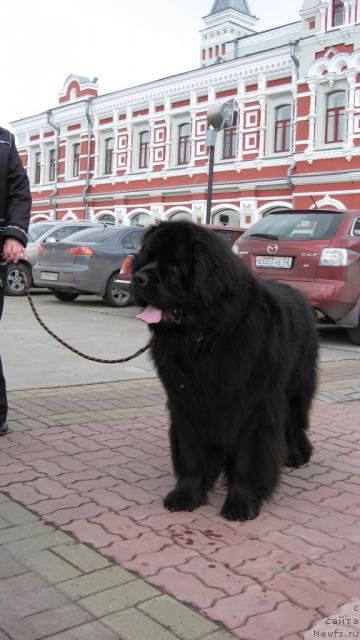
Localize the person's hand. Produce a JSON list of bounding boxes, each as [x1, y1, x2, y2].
[[2, 238, 27, 264]]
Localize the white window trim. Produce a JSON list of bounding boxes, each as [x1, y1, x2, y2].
[[99, 130, 115, 176], [315, 81, 348, 150], [30, 146, 41, 186], [265, 93, 293, 158], [132, 122, 151, 173], [45, 144, 56, 184], [66, 136, 81, 181], [170, 114, 191, 168]]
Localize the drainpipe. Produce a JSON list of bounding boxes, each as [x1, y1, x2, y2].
[[287, 40, 300, 208], [83, 97, 94, 220], [46, 109, 60, 220]]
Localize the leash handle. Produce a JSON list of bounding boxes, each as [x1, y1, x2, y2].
[[19, 267, 150, 364]]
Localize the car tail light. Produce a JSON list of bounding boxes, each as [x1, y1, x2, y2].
[[36, 245, 46, 255], [120, 255, 133, 279], [319, 248, 359, 267], [66, 246, 95, 256]]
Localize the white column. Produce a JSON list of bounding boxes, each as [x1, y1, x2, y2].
[[151, 204, 164, 223], [192, 201, 206, 224], [257, 76, 266, 159], [26, 134, 32, 182], [112, 112, 117, 177], [149, 119, 155, 171], [306, 82, 317, 153], [346, 74, 356, 149], [93, 117, 99, 178], [148, 101, 155, 172], [291, 60, 298, 155], [319, 2, 329, 32], [349, 0, 357, 23], [125, 107, 133, 174], [343, 0, 352, 24], [236, 79, 245, 162], [40, 136, 45, 185], [190, 110, 197, 166], [208, 85, 216, 104], [164, 118, 172, 170], [114, 206, 126, 225]]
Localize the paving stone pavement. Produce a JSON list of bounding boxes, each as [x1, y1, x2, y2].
[[0, 362, 359, 640]]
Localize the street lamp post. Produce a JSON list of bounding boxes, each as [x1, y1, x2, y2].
[[205, 99, 238, 225], [205, 128, 217, 225]]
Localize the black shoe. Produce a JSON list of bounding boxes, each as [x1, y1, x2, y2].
[[0, 422, 8, 436]]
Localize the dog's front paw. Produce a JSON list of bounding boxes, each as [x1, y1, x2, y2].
[[221, 498, 260, 522], [285, 450, 308, 468], [164, 489, 202, 512]]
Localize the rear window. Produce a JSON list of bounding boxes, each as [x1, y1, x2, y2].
[[62, 227, 124, 244], [28, 224, 55, 242], [243, 212, 344, 241], [211, 229, 233, 244]]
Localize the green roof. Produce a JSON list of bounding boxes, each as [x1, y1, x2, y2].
[[209, 0, 252, 16]]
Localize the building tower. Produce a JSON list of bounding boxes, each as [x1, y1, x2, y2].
[[200, 0, 258, 67]]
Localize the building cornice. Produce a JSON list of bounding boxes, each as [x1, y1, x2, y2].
[[12, 45, 294, 132]]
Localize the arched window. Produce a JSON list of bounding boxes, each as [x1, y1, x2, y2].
[[178, 123, 191, 165], [104, 137, 114, 174], [97, 213, 115, 224], [139, 131, 150, 169], [274, 105, 291, 153], [212, 209, 240, 226], [223, 126, 237, 159], [332, 0, 345, 27], [131, 213, 152, 227], [168, 211, 193, 222], [325, 91, 346, 143]]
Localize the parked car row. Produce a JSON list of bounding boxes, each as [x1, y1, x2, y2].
[[4, 211, 360, 344]]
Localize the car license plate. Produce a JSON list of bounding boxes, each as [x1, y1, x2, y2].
[[40, 272, 59, 281], [255, 256, 293, 269]]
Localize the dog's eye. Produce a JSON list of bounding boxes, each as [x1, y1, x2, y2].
[[168, 265, 180, 275]]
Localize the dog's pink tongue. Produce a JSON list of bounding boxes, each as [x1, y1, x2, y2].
[[137, 305, 163, 324]]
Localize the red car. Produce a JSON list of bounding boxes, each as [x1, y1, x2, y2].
[[115, 224, 245, 306], [232, 209, 360, 344]]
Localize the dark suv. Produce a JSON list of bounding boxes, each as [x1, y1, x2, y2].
[[232, 209, 360, 344]]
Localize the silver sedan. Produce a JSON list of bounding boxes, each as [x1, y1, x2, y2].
[[32, 226, 145, 306]]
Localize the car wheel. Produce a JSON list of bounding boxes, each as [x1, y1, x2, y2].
[[51, 290, 79, 302], [4, 262, 32, 296], [103, 273, 132, 307], [347, 324, 360, 346]]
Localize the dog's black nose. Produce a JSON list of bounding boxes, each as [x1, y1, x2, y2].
[[134, 271, 148, 287]]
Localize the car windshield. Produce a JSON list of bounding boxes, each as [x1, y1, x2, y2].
[[28, 224, 54, 242], [243, 211, 345, 241], [62, 227, 124, 244]]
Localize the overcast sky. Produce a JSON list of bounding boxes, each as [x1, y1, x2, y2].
[[1, 0, 302, 130]]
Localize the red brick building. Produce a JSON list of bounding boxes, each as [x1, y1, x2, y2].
[[11, 0, 360, 227]]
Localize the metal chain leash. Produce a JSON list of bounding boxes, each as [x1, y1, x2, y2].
[[19, 267, 151, 364]]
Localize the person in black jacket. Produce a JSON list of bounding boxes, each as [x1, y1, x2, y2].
[[0, 127, 32, 435]]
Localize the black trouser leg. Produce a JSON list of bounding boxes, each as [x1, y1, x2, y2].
[[0, 289, 8, 423]]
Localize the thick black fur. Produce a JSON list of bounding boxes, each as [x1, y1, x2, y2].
[[133, 221, 318, 521]]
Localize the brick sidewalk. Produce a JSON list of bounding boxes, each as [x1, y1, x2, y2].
[[0, 364, 359, 640]]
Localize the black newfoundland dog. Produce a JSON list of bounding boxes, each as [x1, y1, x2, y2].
[[133, 221, 318, 521]]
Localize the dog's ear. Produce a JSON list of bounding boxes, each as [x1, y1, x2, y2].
[[191, 238, 236, 307]]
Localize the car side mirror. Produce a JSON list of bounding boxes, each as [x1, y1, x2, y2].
[[44, 237, 57, 244]]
